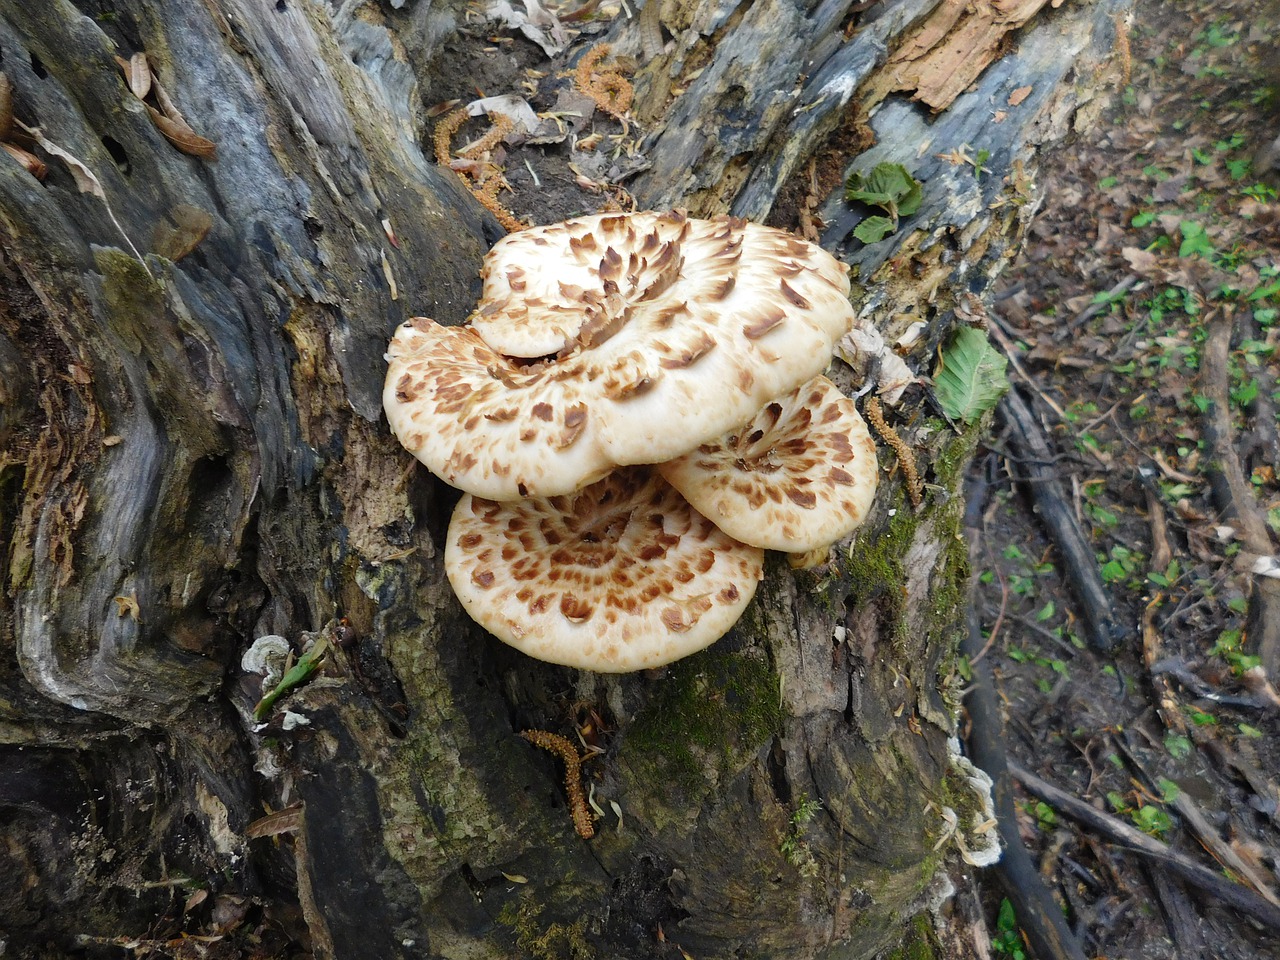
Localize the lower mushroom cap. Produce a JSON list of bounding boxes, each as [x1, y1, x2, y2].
[[657, 376, 878, 553], [444, 467, 764, 672]]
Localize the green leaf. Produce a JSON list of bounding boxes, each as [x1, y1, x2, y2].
[[846, 162, 922, 217], [934, 327, 1009, 422], [1131, 210, 1156, 227], [852, 215, 897, 244], [1178, 221, 1215, 258]]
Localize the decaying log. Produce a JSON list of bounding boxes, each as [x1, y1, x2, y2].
[[0, 0, 1128, 956], [998, 386, 1129, 653], [1199, 311, 1280, 679]]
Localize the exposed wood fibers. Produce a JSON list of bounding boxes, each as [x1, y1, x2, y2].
[[864, 396, 923, 508], [433, 109, 526, 233], [519, 730, 595, 838]]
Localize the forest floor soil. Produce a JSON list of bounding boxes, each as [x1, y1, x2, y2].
[[962, 0, 1280, 957]]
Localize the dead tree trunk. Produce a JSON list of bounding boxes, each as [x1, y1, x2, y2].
[[0, 0, 1124, 957]]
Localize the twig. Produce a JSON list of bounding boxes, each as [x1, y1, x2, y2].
[[963, 613, 1089, 960], [1141, 595, 1185, 735], [1199, 310, 1280, 677], [969, 552, 1007, 667], [999, 386, 1128, 652], [963, 494, 1089, 960], [987, 313, 1069, 422], [1008, 761, 1280, 935], [1063, 274, 1140, 334], [1114, 733, 1280, 908]]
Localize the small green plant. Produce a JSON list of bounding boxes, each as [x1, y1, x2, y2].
[[1209, 628, 1261, 675], [1167, 732, 1192, 762], [992, 899, 1028, 959], [845, 162, 923, 243], [1178, 221, 1215, 258], [780, 793, 823, 877], [1147, 559, 1181, 588], [971, 148, 992, 180], [1107, 792, 1173, 838], [1025, 800, 1057, 831]]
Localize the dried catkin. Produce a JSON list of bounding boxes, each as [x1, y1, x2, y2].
[[575, 45, 633, 119], [519, 730, 594, 839], [865, 396, 924, 508]]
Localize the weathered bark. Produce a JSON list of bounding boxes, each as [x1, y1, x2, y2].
[[0, 0, 1124, 958]]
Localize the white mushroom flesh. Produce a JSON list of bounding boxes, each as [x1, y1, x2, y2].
[[657, 376, 878, 553], [444, 468, 764, 672]]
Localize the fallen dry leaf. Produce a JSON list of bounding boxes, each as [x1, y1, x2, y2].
[[116, 53, 218, 160], [127, 52, 151, 101], [1, 141, 46, 180], [0, 72, 12, 142], [1007, 85, 1032, 106], [151, 203, 212, 262], [113, 594, 142, 621]]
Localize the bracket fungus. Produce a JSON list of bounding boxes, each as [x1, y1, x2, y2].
[[383, 211, 878, 671], [445, 468, 764, 673], [656, 375, 878, 554], [384, 211, 855, 500]]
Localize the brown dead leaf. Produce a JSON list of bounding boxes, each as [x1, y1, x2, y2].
[[936, 146, 974, 166], [183, 889, 209, 914], [1, 141, 46, 180], [0, 72, 12, 142], [21, 123, 105, 198], [1121, 245, 1162, 279], [427, 98, 462, 118], [1007, 85, 1032, 106], [152, 203, 212, 262], [113, 594, 142, 621], [127, 52, 152, 101], [146, 103, 217, 159], [245, 803, 304, 839], [116, 53, 217, 159]]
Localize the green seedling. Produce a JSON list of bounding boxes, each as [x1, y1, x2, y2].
[[845, 162, 923, 243], [253, 636, 332, 721]]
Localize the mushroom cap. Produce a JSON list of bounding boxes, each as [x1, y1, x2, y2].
[[656, 376, 878, 553], [384, 212, 855, 499], [444, 467, 764, 672]]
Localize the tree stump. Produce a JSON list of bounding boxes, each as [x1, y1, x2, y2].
[[0, 0, 1127, 956]]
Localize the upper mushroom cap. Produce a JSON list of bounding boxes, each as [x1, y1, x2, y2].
[[384, 211, 855, 500], [656, 375, 879, 553], [444, 467, 764, 672]]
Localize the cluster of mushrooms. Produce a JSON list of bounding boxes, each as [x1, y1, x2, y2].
[[383, 211, 878, 672]]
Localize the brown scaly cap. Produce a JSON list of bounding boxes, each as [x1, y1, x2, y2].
[[657, 376, 878, 553], [383, 211, 855, 500], [444, 467, 764, 673]]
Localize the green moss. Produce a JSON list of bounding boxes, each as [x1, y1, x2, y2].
[[496, 900, 591, 960], [623, 648, 783, 793], [882, 913, 940, 960]]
